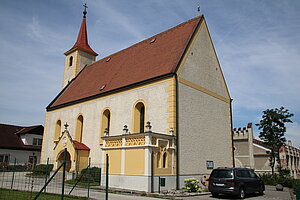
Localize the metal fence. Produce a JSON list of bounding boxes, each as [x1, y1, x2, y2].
[[0, 152, 107, 199]]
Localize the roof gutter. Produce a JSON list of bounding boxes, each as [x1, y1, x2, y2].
[[47, 72, 175, 111]]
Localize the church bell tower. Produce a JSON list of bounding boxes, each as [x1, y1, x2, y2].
[[62, 4, 98, 88]]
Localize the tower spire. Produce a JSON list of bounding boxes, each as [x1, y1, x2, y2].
[[64, 4, 98, 56]]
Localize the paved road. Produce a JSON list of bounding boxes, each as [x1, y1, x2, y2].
[[176, 186, 292, 200], [1, 172, 293, 200]]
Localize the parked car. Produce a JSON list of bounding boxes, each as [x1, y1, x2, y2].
[[208, 167, 265, 199]]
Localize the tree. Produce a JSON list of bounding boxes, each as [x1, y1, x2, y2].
[[256, 107, 293, 175]]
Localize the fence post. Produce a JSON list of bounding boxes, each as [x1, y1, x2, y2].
[[158, 176, 161, 193], [61, 148, 67, 200], [10, 158, 16, 189], [99, 167, 102, 186], [105, 154, 109, 200], [88, 157, 91, 199], [45, 157, 49, 193]]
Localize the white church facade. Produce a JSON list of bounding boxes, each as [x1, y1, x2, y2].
[[41, 9, 233, 192]]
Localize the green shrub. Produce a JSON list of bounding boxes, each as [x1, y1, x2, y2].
[[259, 171, 294, 188], [77, 167, 101, 183], [184, 178, 201, 193], [33, 164, 54, 175]]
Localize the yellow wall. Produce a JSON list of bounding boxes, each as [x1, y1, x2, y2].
[[125, 149, 145, 175], [77, 150, 90, 171], [105, 150, 122, 175], [153, 150, 173, 176]]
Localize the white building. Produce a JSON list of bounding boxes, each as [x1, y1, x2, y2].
[[0, 123, 43, 165]]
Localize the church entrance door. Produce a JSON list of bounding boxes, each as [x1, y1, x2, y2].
[[57, 150, 71, 172]]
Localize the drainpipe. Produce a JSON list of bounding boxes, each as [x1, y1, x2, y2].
[[230, 99, 235, 167], [175, 74, 180, 190]]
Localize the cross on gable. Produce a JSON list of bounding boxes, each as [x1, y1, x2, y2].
[[64, 122, 69, 130]]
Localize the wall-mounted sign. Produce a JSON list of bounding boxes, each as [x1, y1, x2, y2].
[[206, 160, 214, 169]]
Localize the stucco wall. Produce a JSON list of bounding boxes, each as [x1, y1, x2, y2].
[[20, 134, 43, 146], [177, 20, 232, 176], [41, 79, 170, 165], [0, 149, 40, 165], [178, 84, 232, 175], [234, 140, 250, 156]]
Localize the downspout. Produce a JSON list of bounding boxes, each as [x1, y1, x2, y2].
[[175, 74, 180, 190], [151, 150, 154, 192], [230, 99, 235, 167]]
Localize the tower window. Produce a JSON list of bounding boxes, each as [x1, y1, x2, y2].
[[69, 56, 73, 66]]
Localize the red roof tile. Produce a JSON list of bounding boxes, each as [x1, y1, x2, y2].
[[65, 18, 98, 56], [73, 140, 90, 150], [49, 16, 202, 110], [0, 124, 43, 150]]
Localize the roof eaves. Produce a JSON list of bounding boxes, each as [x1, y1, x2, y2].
[[47, 72, 175, 111], [46, 64, 89, 110]]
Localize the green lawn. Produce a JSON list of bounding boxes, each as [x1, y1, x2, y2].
[[65, 179, 100, 187], [0, 188, 88, 200]]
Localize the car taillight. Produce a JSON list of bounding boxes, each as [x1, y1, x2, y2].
[[226, 179, 236, 183]]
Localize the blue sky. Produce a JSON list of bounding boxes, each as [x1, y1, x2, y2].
[[0, 0, 299, 147]]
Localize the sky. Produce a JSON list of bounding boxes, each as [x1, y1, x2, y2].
[[0, 0, 299, 147]]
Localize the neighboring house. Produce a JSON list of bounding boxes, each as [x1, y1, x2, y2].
[[41, 10, 233, 192], [280, 141, 300, 179], [233, 123, 300, 178], [0, 123, 44, 165]]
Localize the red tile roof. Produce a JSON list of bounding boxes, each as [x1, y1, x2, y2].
[[65, 18, 98, 56], [73, 140, 90, 150], [48, 16, 202, 110], [0, 124, 43, 151]]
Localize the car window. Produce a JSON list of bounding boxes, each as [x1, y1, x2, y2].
[[249, 170, 257, 178], [236, 170, 250, 178], [241, 170, 250, 178], [211, 170, 233, 178], [236, 170, 242, 177]]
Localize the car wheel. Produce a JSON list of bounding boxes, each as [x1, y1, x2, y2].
[[237, 187, 245, 199], [211, 192, 218, 197], [258, 185, 264, 195]]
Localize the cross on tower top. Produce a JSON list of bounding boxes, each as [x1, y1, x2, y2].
[[197, 5, 200, 16], [64, 122, 69, 130], [83, 3, 88, 18]]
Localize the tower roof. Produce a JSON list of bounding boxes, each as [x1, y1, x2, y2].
[[65, 17, 98, 56]]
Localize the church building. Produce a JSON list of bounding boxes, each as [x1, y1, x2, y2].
[[41, 7, 233, 192]]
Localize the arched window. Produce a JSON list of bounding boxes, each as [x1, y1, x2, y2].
[[162, 152, 168, 168], [133, 102, 145, 133], [69, 56, 73, 66], [54, 120, 61, 141], [75, 115, 83, 142], [100, 109, 111, 144], [157, 152, 161, 168]]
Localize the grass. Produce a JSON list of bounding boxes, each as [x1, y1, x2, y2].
[[0, 188, 88, 200], [65, 179, 100, 187], [25, 172, 48, 178]]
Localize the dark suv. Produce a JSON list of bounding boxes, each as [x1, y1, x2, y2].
[[208, 167, 264, 199]]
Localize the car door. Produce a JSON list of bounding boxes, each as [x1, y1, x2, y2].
[[239, 169, 253, 193], [248, 170, 261, 192]]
